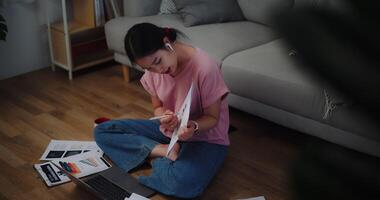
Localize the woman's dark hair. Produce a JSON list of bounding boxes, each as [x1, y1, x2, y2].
[[124, 23, 182, 64]]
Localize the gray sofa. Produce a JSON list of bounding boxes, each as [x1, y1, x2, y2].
[[105, 0, 380, 157]]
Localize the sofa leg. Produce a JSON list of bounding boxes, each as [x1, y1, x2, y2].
[[122, 65, 131, 82]]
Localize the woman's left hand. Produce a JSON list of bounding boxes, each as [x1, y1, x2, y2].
[[178, 121, 196, 141]]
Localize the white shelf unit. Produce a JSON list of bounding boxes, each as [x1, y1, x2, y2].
[[45, 0, 115, 80]]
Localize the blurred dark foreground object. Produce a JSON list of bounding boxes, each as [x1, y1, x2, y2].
[[292, 140, 380, 200], [274, 0, 380, 121], [273, 1, 380, 199]]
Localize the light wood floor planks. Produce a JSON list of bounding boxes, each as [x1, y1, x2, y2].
[[0, 63, 315, 199]]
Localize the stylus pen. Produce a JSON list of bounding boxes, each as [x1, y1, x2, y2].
[[149, 113, 178, 120]]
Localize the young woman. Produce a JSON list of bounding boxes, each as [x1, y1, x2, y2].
[[94, 23, 230, 198]]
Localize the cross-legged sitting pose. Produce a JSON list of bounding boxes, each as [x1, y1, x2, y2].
[[94, 22, 230, 198]]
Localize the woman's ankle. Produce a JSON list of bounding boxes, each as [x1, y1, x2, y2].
[[150, 143, 181, 161], [150, 144, 168, 158], [166, 143, 180, 161]]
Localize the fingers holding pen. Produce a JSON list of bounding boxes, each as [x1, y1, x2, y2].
[[159, 111, 179, 131]]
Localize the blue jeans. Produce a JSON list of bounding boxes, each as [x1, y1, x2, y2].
[[93, 119, 227, 198]]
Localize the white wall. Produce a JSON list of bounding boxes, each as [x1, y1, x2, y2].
[[0, 0, 62, 80]]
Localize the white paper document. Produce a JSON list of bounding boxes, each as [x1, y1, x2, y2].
[[34, 162, 71, 187], [40, 140, 103, 161], [237, 196, 266, 200], [50, 151, 111, 178], [125, 193, 151, 200], [166, 82, 193, 156], [35, 152, 110, 187]]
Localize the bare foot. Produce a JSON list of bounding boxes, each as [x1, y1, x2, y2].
[[167, 143, 180, 161], [150, 143, 181, 161], [150, 144, 167, 158]]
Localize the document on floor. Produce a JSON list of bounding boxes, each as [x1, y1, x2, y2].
[[125, 193, 151, 200], [34, 162, 71, 187], [166, 82, 194, 156], [40, 140, 103, 161], [237, 196, 266, 200], [50, 151, 111, 178], [34, 152, 111, 187]]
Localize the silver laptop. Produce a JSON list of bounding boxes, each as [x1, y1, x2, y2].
[[51, 160, 155, 200]]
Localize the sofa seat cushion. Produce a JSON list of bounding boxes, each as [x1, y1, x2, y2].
[[222, 39, 380, 140], [105, 14, 276, 63], [223, 39, 323, 118]]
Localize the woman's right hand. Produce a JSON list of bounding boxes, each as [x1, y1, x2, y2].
[[159, 110, 179, 133]]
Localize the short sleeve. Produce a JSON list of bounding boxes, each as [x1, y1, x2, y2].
[[140, 72, 158, 97], [199, 64, 230, 108]]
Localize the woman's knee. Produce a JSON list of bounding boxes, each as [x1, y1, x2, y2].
[[93, 122, 108, 137], [93, 121, 120, 142], [93, 120, 128, 133], [93, 124, 106, 144]]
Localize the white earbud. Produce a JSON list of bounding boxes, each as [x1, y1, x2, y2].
[[165, 43, 174, 51]]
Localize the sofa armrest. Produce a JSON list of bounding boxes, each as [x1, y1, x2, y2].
[[123, 0, 162, 17]]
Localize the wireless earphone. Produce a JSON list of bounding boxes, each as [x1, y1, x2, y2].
[[165, 43, 174, 51]]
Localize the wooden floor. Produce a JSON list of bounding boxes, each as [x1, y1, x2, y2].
[[0, 63, 317, 200]]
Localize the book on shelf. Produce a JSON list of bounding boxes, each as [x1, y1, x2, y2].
[[95, 0, 106, 27], [104, 0, 115, 20]]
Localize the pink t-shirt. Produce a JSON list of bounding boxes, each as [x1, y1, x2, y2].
[[140, 48, 230, 145]]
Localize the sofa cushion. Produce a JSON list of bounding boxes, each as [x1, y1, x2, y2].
[[182, 22, 276, 62], [105, 14, 276, 63], [173, 0, 245, 27], [222, 39, 326, 120], [123, 0, 161, 17], [222, 39, 380, 140], [237, 0, 294, 26], [159, 0, 177, 14]]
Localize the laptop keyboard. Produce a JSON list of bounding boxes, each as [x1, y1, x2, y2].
[[85, 175, 130, 200]]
